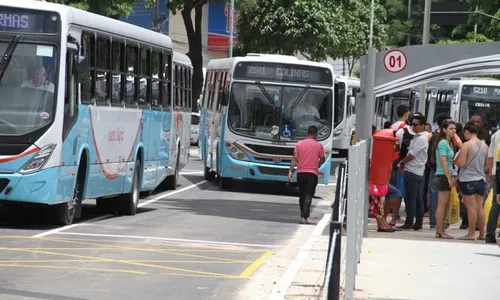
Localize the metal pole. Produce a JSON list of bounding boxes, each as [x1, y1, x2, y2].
[[473, 5, 478, 41], [368, 0, 375, 48], [406, 0, 412, 46], [418, 0, 431, 113], [229, 0, 234, 57]]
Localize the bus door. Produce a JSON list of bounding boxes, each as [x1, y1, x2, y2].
[[333, 80, 346, 130]]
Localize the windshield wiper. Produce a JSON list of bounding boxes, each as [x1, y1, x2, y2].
[[255, 81, 276, 106], [0, 35, 20, 83], [292, 85, 311, 107]]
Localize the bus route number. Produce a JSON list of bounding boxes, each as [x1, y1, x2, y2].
[[473, 87, 488, 95]]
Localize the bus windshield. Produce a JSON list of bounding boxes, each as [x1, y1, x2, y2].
[[227, 82, 332, 141], [0, 41, 57, 136]]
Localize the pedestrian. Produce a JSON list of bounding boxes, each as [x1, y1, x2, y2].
[[289, 125, 325, 224], [485, 128, 500, 244], [398, 114, 429, 231], [454, 121, 488, 240]]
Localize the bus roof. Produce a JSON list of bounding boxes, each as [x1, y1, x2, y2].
[[206, 54, 333, 72], [173, 51, 193, 68], [0, 1, 173, 49]]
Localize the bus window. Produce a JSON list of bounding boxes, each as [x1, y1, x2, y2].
[[95, 36, 110, 104], [125, 45, 138, 106]]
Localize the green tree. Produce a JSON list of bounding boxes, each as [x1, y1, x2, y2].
[[328, 0, 388, 76], [234, 0, 336, 61], [48, 0, 137, 18]]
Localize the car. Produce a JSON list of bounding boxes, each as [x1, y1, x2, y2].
[[191, 112, 200, 145]]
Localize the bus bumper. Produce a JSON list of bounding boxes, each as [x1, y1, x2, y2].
[[221, 154, 331, 185], [0, 167, 60, 205]]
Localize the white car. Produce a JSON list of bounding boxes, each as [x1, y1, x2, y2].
[[191, 112, 200, 145]]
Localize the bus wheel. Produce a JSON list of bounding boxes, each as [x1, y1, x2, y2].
[[204, 166, 215, 181], [164, 151, 180, 190], [117, 160, 141, 215], [53, 167, 84, 225]]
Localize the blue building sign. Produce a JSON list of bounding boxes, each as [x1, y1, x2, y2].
[[119, 0, 169, 33]]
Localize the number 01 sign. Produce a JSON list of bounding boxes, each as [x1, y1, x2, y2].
[[383, 50, 407, 73]]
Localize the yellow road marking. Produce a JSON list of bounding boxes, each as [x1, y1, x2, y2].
[[160, 272, 241, 278], [39, 236, 249, 264], [238, 250, 274, 278], [0, 259, 253, 264], [0, 263, 146, 274], [0, 235, 264, 252], [0, 247, 240, 278], [4, 246, 260, 253]]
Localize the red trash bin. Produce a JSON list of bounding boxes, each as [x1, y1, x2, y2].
[[370, 129, 397, 185]]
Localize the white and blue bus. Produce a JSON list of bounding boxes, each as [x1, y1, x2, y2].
[[0, 1, 191, 224], [332, 75, 359, 159], [200, 54, 335, 189]]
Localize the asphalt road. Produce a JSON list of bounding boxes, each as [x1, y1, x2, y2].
[[0, 147, 336, 300]]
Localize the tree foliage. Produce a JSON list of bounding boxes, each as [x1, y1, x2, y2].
[[48, 0, 136, 19], [328, 0, 388, 76], [235, 0, 336, 61]]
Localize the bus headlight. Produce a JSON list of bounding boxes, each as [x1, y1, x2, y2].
[[227, 144, 249, 161], [20, 143, 57, 174]]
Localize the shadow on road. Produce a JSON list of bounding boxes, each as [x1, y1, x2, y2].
[[154, 197, 317, 224]]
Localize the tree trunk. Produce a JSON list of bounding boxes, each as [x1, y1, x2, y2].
[[182, 0, 207, 112]]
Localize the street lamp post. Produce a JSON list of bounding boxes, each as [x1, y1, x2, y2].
[[229, 0, 234, 57]]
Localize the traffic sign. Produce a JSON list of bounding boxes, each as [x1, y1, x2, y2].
[[383, 50, 407, 73]]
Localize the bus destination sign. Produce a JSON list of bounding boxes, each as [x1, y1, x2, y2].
[[462, 85, 500, 98], [0, 8, 59, 33], [233, 62, 333, 85]]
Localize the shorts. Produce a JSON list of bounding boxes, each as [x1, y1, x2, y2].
[[458, 180, 486, 196], [434, 175, 451, 192], [386, 184, 401, 200]]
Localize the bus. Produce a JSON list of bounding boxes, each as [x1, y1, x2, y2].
[[0, 1, 191, 225], [199, 54, 335, 189], [373, 89, 418, 129], [332, 75, 359, 158]]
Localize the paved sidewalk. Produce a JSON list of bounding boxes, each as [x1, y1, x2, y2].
[[353, 223, 500, 300]]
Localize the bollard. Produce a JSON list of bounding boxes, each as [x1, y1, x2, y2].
[[327, 221, 342, 300]]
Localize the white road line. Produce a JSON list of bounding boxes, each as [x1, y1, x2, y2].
[[268, 213, 331, 300], [138, 180, 207, 207], [32, 180, 208, 238], [179, 171, 204, 175], [181, 169, 203, 172], [53, 231, 283, 248], [31, 215, 112, 238]]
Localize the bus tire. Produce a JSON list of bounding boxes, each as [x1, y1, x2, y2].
[[53, 164, 85, 225], [204, 166, 215, 181], [164, 146, 180, 190], [117, 159, 141, 215]]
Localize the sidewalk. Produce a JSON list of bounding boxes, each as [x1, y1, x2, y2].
[[354, 223, 500, 300], [281, 217, 500, 300]]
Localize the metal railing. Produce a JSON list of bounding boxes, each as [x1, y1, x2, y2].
[[323, 140, 368, 300]]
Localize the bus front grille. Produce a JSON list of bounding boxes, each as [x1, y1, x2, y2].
[[244, 144, 294, 156], [0, 179, 10, 193]]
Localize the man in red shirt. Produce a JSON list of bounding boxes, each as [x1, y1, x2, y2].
[[289, 126, 326, 224]]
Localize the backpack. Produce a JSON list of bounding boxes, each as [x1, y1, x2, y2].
[[398, 127, 414, 161], [392, 122, 407, 161]]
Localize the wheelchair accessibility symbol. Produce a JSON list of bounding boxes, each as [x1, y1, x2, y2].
[[281, 124, 293, 138]]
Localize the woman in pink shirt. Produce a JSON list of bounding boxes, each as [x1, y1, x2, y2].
[[289, 126, 326, 224]]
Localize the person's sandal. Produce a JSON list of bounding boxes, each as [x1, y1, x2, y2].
[[435, 233, 454, 239]]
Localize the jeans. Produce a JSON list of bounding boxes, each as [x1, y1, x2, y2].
[[297, 172, 318, 218], [423, 167, 431, 212], [404, 171, 425, 228], [428, 170, 438, 226], [486, 179, 500, 237]]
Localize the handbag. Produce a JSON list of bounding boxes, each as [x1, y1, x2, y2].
[[369, 182, 388, 198]]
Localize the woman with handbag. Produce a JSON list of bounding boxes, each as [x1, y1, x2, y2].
[[454, 121, 489, 240]]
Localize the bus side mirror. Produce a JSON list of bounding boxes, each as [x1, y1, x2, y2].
[[349, 96, 356, 107], [73, 55, 88, 83]]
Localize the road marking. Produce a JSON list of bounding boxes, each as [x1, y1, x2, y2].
[[268, 213, 331, 300], [181, 169, 202, 172], [0, 259, 253, 264], [138, 180, 207, 207], [32, 181, 208, 238], [179, 171, 204, 175], [0, 263, 147, 275], [238, 250, 274, 278], [53, 231, 283, 248], [31, 214, 112, 238]]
